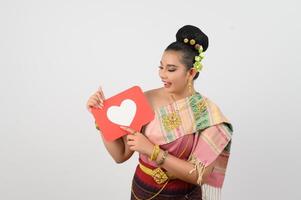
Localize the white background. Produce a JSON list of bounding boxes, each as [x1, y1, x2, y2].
[[0, 0, 300, 199]]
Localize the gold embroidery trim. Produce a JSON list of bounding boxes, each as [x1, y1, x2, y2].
[[197, 99, 207, 113], [152, 167, 169, 184], [162, 112, 181, 132]]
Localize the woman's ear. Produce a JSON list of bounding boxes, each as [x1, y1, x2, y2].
[[189, 68, 197, 79]]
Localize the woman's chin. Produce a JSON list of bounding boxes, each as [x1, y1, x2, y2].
[[163, 87, 174, 94]]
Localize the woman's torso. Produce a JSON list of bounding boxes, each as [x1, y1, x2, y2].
[[133, 88, 200, 192]]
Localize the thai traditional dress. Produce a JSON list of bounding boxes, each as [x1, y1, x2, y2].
[[130, 91, 233, 200]]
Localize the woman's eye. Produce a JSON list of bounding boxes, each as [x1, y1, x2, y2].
[[158, 66, 175, 72]]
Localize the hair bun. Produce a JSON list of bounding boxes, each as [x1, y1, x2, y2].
[[176, 25, 209, 52]]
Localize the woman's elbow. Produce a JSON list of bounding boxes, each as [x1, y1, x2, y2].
[[113, 157, 126, 164]]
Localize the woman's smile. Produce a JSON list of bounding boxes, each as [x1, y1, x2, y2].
[[162, 80, 172, 88]]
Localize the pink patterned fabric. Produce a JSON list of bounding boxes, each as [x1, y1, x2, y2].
[[136, 92, 233, 199], [140, 122, 231, 188]]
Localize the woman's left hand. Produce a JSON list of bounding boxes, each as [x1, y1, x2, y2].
[[119, 125, 154, 157]]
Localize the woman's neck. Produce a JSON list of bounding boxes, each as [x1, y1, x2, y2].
[[171, 89, 195, 100], [161, 86, 196, 101]]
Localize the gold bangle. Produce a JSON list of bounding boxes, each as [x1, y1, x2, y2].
[[150, 145, 160, 161], [156, 150, 168, 166], [95, 121, 100, 130]]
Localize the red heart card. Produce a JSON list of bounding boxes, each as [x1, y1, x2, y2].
[[91, 86, 155, 141]]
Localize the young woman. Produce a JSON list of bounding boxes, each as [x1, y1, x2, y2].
[[86, 25, 233, 200]]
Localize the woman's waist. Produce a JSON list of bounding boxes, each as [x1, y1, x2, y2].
[[134, 157, 197, 191]]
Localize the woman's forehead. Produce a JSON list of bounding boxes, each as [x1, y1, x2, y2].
[[161, 51, 184, 67]]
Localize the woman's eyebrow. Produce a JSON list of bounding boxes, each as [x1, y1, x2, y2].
[[160, 61, 179, 68]]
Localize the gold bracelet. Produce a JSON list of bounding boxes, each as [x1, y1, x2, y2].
[[95, 121, 100, 130], [156, 150, 168, 166], [150, 145, 160, 161]]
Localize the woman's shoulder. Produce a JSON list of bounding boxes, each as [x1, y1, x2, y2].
[[143, 87, 161, 100], [144, 87, 169, 110], [140, 88, 165, 133]]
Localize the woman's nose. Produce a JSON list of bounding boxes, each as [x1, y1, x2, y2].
[[159, 72, 167, 80], [159, 69, 167, 78]]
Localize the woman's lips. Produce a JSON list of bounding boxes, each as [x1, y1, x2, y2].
[[163, 81, 172, 88]]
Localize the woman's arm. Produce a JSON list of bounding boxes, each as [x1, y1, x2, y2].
[[100, 133, 134, 163], [119, 125, 147, 162], [120, 123, 214, 184], [152, 148, 214, 185]]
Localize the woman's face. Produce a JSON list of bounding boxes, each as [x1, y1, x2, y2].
[[158, 50, 195, 95]]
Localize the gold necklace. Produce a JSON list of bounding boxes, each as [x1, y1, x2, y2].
[[161, 91, 196, 132]]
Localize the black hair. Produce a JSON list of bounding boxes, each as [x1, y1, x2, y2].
[[165, 25, 209, 80]]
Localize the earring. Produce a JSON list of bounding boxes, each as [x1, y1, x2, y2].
[[188, 80, 194, 96]]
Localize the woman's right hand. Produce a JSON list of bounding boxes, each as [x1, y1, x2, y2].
[[86, 86, 105, 113]]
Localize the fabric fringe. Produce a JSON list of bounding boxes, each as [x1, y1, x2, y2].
[[188, 154, 222, 200], [188, 154, 206, 185], [201, 184, 221, 200]]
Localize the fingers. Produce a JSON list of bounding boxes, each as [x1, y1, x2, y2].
[[127, 134, 135, 140], [86, 100, 95, 112], [87, 97, 102, 110], [126, 135, 136, 147], [98, 86, 106, 99], [93, 94, 103, 109], [127, 141, 135, 146], [86, 86, 107, 113], [95, 92, 103, 104], [91, 95, 102, 104], [91, 86, 105, 109]]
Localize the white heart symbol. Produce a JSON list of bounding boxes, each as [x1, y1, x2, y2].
[[106, 99, 137, 126]]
